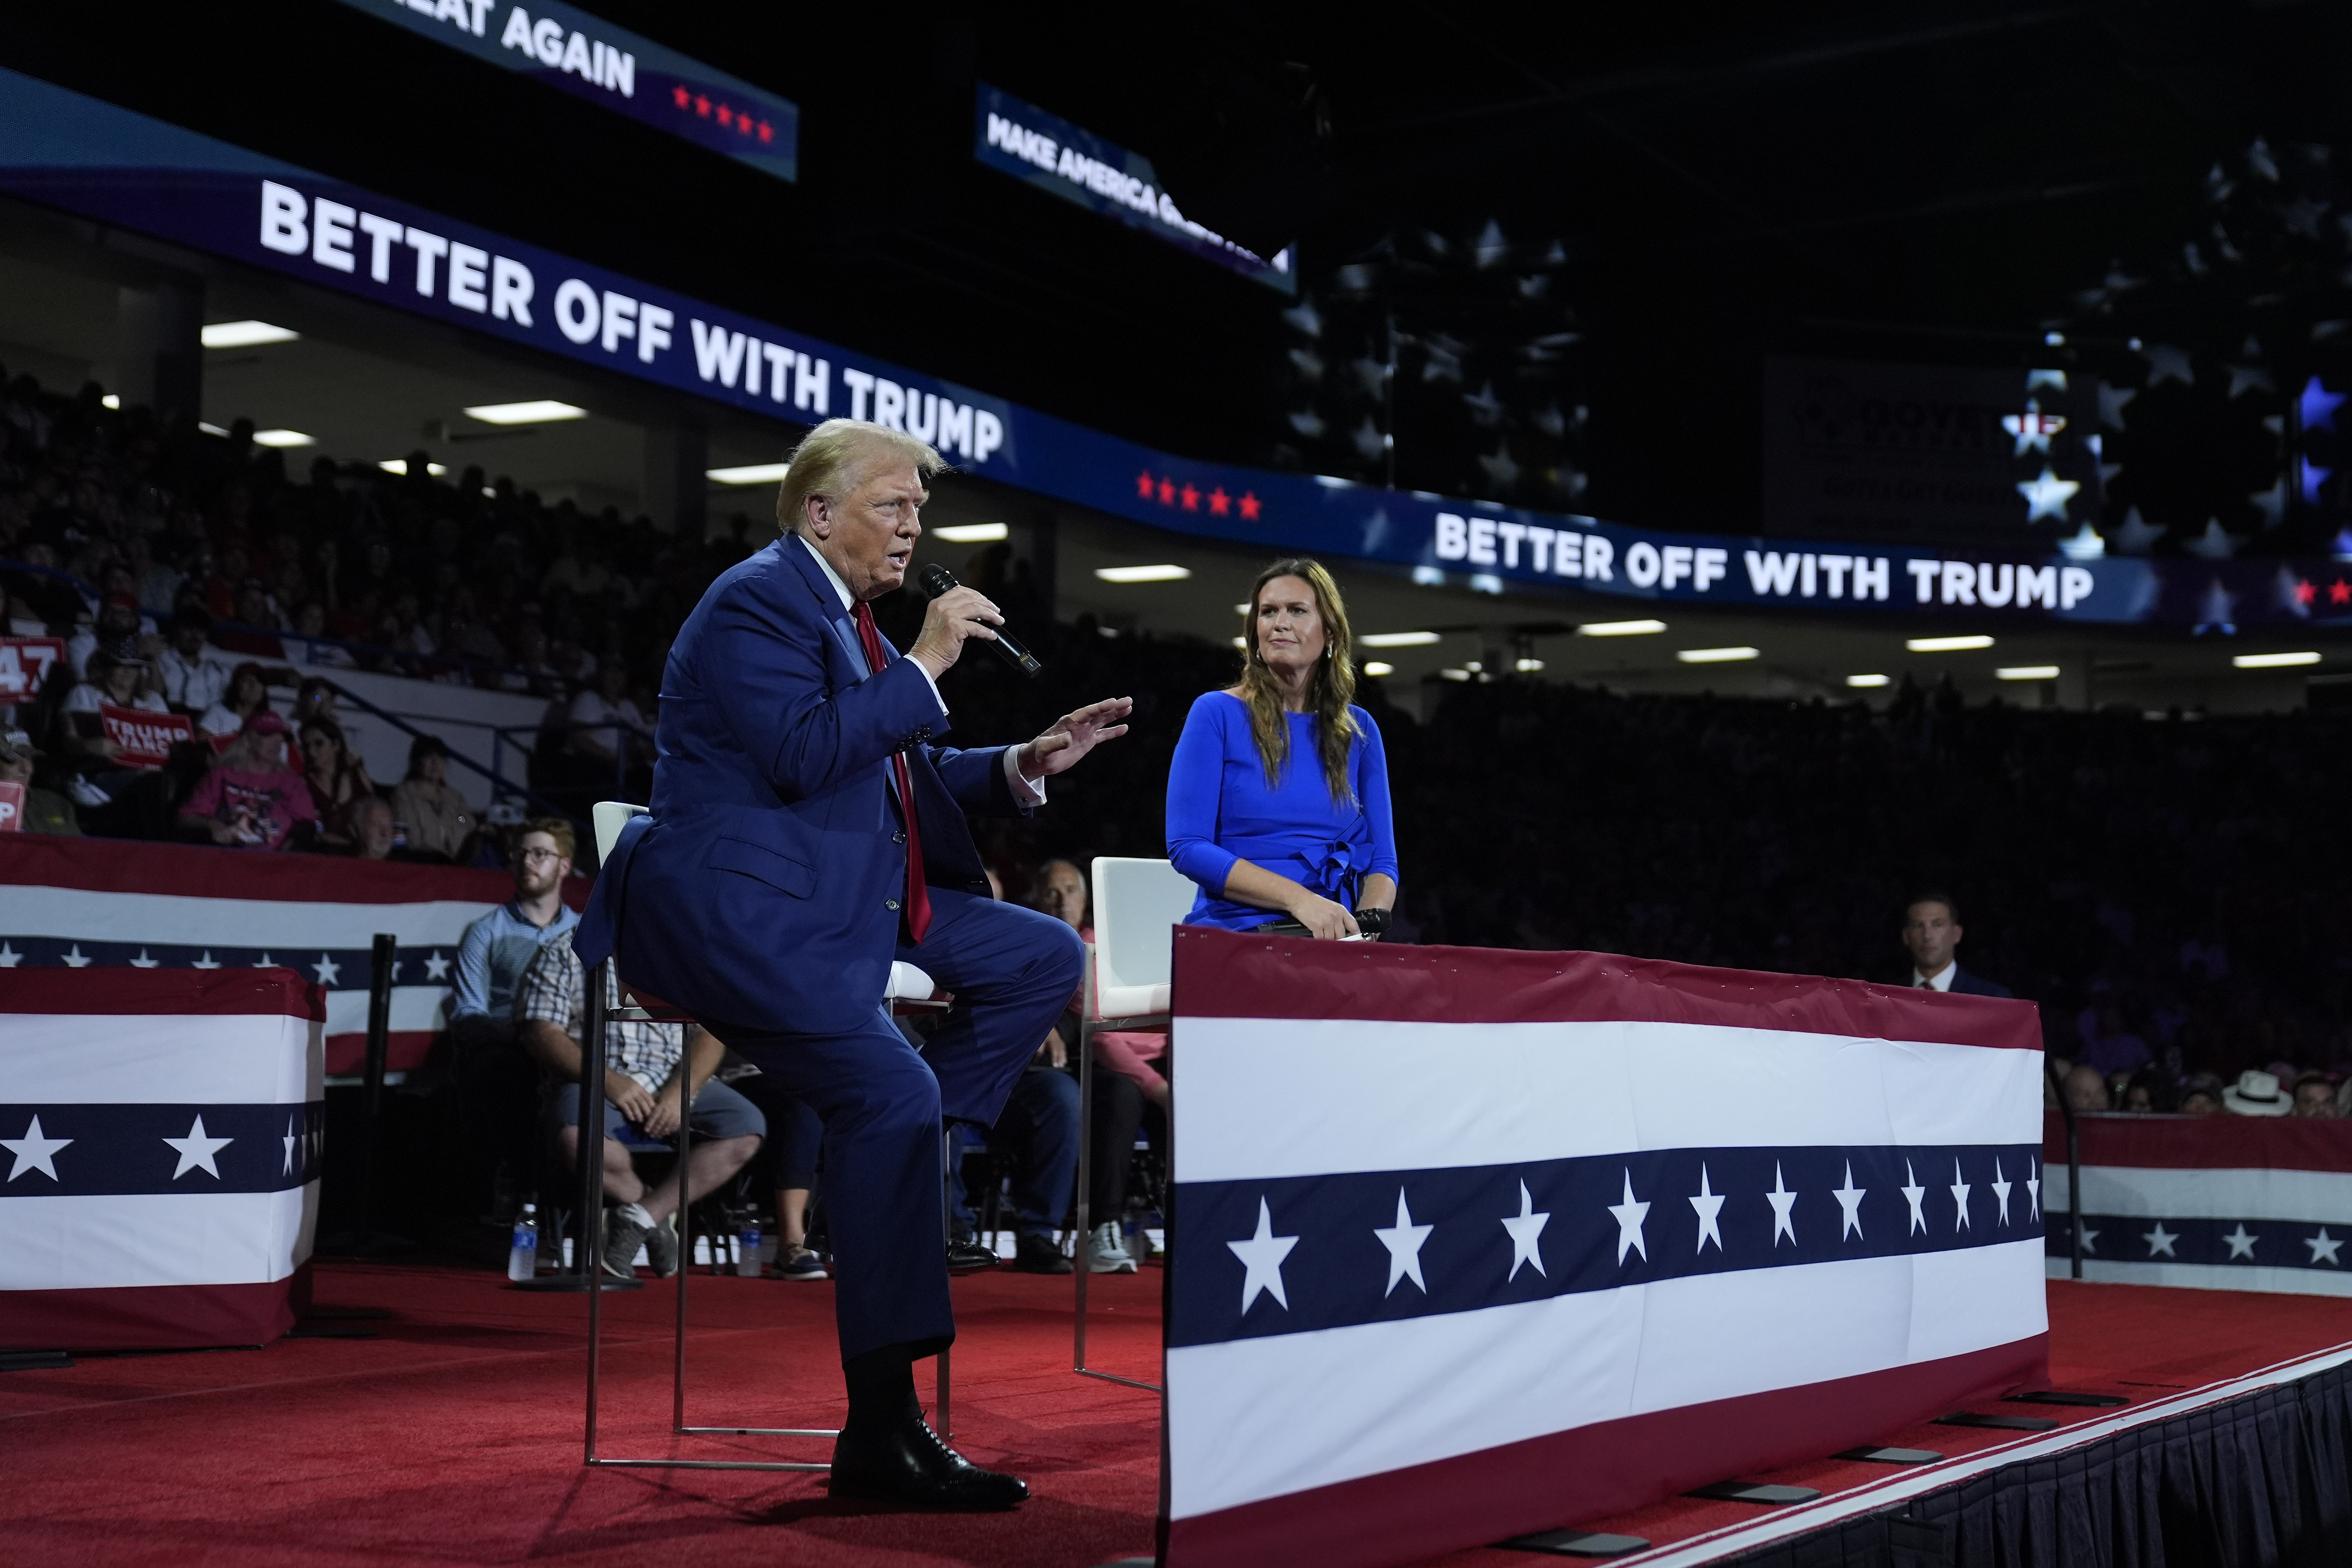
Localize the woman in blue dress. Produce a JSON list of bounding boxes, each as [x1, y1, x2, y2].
[[1165, 558, 1399, 939]]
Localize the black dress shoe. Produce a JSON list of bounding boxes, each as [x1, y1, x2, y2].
[[829, 1414, 1029, 1510], [946, 1237, 1000, 1274], [1012, 1231, 1073, 1274]]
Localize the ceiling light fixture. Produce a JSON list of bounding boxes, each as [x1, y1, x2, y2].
[[250, 429, 315, 448], [1439, 668, 1472, 681], [1094, 564, 1190, 583], [463, 400, 588, 425], [378, 459, 448, 477], [1996, 665, 2060, 681], [1515, 657, 1544, 673], [201, 320, 299, 349], [1906, 635, 1995, 652], [1578, 619, 1668, 637], [2233, 650, 2322, 668], [1678, 647, 1760, 663], [705, 462, 791, 485], [1362, 661, 1395, 677], [1846, 674, 1891, 688], [100, 394, 120, 409], [1360, 631, 1442, 647], [932, 522, 1009, 543]]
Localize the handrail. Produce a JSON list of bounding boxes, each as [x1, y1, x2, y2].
[[321, 679, 591, 850]]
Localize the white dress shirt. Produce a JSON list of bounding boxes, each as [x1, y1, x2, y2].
[[1911, 964, 1955, 992], [797, 535, 1044, 805]]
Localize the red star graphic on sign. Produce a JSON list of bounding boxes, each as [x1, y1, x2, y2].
[[740, 117, 755, 135], [2334, 580, 2352, 605], [758, 122, 774, 143], [695, 95, 712, 117], [1180, 484, 1200, 511], [2297, 578, 2317, 605], [1208, 488, 1230, 515], [1135, 471, 1155, 499], [672, 84, 691, 110], [1157, 479, 1176, 505], [1238, 491, 1262, 520], [717, 105, 734, 127]]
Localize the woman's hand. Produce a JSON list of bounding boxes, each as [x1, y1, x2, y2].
[[1286, 890, 1361, 941]]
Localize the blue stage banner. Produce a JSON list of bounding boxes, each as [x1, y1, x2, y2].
[[973, 83, 1295, 295], [0, 67, 2344, 632], [328, 0, 798, 184]]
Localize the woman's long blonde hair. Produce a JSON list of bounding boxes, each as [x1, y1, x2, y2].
[[1236, 558, 1358, 803]]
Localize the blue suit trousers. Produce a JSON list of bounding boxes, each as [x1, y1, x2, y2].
[[719, 887, 1083, 1363]]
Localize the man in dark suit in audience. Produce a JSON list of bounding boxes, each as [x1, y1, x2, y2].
[[1899, 892, 2011, 998]]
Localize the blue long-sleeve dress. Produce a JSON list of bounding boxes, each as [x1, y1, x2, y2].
[[1164, 690, 1400, 930]]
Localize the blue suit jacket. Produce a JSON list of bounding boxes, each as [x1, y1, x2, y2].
[[574, 537, 1023, 1035]]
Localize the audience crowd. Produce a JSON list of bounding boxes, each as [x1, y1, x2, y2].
[[8, 368, 2350, 1138]]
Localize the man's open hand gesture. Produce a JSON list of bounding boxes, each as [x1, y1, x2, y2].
[[1016, 698, 1133, 780]]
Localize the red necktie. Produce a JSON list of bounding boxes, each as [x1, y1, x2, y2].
[[852, 600, 931, 943]]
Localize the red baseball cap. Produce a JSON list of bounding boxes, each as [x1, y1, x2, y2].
[[242, 710, 290, 737]]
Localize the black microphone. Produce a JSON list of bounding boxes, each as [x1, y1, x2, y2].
[[916, 562, 1043, 678]]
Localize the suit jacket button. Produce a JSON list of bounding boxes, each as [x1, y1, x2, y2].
[[885, 898, 901, 911], [893, 829, 907, 844]]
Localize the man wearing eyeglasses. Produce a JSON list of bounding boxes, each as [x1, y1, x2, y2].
[[451, 818, 581, 1219]]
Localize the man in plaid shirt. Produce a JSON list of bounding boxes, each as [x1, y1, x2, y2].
[[515, 940, 766, 1277]]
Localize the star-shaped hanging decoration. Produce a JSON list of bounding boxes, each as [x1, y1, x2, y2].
[[2249, 478, 2288, 529], [2227, 364, 2277, 399], [2143, 343, 2196, 386], [2057, 523, 2107, 560], [2185, 522, 2242, 561], [2300, 378, 2346, 431], [2112, 507, 2167, 554], [2098, 381, 2137, 429], [2018, 467, 2081, 522]]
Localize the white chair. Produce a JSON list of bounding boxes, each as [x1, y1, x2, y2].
[[1072, 857, 1196, 1391]]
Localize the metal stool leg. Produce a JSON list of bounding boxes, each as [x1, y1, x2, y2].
[[583, 963, 835, 1473], [938, 1125, 953, 1439]]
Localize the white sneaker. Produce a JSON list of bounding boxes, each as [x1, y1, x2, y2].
[[1087, 1220, 1137, 1274]]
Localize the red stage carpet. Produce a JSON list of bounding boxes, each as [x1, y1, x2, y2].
[[5, 1263, 2352, 1567]]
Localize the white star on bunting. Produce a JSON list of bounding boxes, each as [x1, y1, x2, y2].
[[1501, 1180, 1550, 1281], [1227, 1198, 1298, 1313], [1949, 1159, 1972, 1232], [2308, 1229, 2343, 1267], [423, 951, 453, 981], [2078, 1225, 2099, 1254], [1831, 1161, 1866, 1240], [312, 954, 342, 986], [130, 949, 159, 968], [2224, 1225, 2259, 1261], [2144, 1222, 2179, 1258], [3, 1115, 72, 1181], [163, 1115, 233, 1180], [1901, 1160, 1928, 1235], [1689, 1164, 1725, 1255], [1765, 1162, 1798, 1247], [2027, 1161, 2042, 1222], [1607, 1170, 1651, 1265], [254, 953, 276, 969], [61, 944, 92, 968], [191, 951, 220, 969], [0, 942, 19, 968], [1991, 1159, 2013, 1225], [2017, 467, 2081, 522], [283, 1117, 300, 1177], [1372, 1188, 1433, 1297]]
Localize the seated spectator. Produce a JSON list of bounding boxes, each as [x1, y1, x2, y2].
[[450, 818, 581, 1214], [2293, 1074, 2338, 1119], [291, 675, 342, 738], [347, 795, 400, 860], [2119, 1071, 2161, 1113], [67, 591, 148, 678], [2221, 1069, 2291, 1116], [2062, 1063, 2111, 1113], [2179, 1075, 2224, 1115], [298, 715, 375, 847], [282, 600, 354, 668], [177, 710, 317, 849], [156, 607, 228, 716], [726, 1065, 829, 1280], [1035, 857, 1167, 1274], [57, 650, 178, 830], [197, 661, 273, 740], [514, 939, 764, 1279], [566, 662, 646, 763], [0, 728, 79, 834], [1897, 893, 2011, 996], [386, 734, 474, 863]]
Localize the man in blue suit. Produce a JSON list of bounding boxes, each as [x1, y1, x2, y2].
[[1899, 892, 2012, 998], [576, 419, 1129, 1509]]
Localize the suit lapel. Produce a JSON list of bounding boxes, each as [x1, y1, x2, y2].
[[778, 536, 878, 686]]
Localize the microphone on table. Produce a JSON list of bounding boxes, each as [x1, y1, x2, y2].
[[915, 562, 1043, 678]]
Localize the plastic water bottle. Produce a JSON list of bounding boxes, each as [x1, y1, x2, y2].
[[737, 1212, 762, 1277], [507, 1203, 539, 1282]]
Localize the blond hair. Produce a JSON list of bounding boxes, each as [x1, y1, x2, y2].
[[774, 419, 946, 536], [1236, 558, 1359, 804]]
